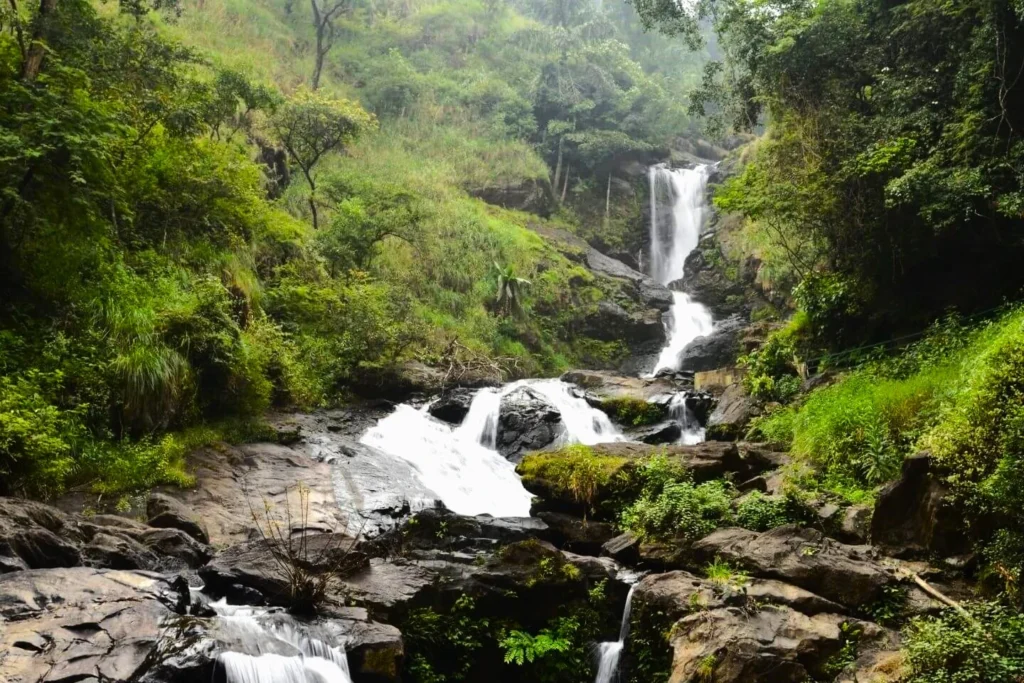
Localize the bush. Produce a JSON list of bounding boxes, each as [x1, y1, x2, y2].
[[619, 456, 733, 542], [740, 313, 810, 403], [904, 602, 1024, 683], [735, 491, 794, 532]]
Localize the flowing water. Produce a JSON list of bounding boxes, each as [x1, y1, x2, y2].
[[593, 584, 638, 683], [648, 165, 715, 374], [360, 379, 620, 518], [669, 392, 706, 445], [211, 600, 353, 683]]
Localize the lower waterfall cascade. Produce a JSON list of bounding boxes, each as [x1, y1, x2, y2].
[[593, 584, 638, 683]]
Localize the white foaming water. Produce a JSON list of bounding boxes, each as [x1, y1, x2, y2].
[[211, 600, 353, 683], [648, 165, 715, 374], [456, 387, 501, 449], [594, 584, 638, 683], [361, 403, 533, 517], [669, 393, 705, 445], [360, 379, 621, 517]]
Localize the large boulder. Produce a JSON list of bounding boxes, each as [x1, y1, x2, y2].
[[497, 386, 565, 461], [666, 606, 849, 683], [0, 568, 188, 683], [560, 369, 683, 403], [678, 314, 746, 373], [426, 389, 476, 425], [705, 383, 760, 441], [691, 526, 899, 609], [536, 512, 616, 555], [583, 301, 667, 349], [147, 492, 210, 544], [679, 233, 765, 320], [871, 453, 969, 558], [468, 179, 554, 216]]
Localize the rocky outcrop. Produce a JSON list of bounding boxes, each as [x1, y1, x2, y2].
[[468, 178, 554, 216], [706, 383, 760, 440], [426, 389, 475, 424], [0, 568, 188, 682], [536, 512, 616, 555], [679, 233, 766, 320], [678, 314, 746, 373], [668, 606, 849, 682], [497, 386, 565, 461], [692, 526, 898, 609], [871, 453, 969, 558], [560, 369, 683, 402]]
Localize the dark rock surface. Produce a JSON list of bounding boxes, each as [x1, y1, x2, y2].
[[468, 179, 554, 216], [426, 389, 476, 424], [627, 421, 683, 445], [497, 386, 565, 461], [147, 492, 210, 544], [691, 526, 898, 609], [678, 314, 746, 373], [536, 512, 616, 555], [706, 383, 760, 440], [0, 568, 188, 682], [871, 452, 969, 558]]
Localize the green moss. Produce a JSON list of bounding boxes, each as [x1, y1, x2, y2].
[[517, 445, 629, 509], [601, 397, 667, 427]]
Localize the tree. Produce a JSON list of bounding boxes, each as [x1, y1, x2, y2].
[[310, 0, 352, 90], [495, 262, 530, 317], [271, 89, 376, 229]]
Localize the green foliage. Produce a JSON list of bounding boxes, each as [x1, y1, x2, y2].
[[601, 397, 666, 427], [905, 602, 1024, 683], [739, 313, 810, 403], [405, 596, 492, 683], [500, 628, 571, 666], [704, 557, 748, 589], [517, 444, 627, 514], [735, 491, 796, 532], [619, 456, 733, 542]]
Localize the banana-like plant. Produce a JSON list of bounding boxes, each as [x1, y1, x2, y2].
[[494, 262, 531, 317]]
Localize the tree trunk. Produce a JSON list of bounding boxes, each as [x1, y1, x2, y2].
[[561, 163, 571, 203], [21, 0, 57, 81], [308, 193, 319, 230], [552, 137, 563, 197]]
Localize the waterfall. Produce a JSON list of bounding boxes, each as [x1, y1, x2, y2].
[[593, 584, 638, 683], [360, 403, 533, 518], [360, 379, 620, 518], [211, 600, 353, 683], [669, 393, 705, 445], [648, 165, 714, 374]]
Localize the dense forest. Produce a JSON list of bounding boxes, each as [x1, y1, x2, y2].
[[3, 0, 1024, 682]]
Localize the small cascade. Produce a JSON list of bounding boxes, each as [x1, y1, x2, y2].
[[520, 379, 622, 446], [360, 404, 533, 517], [456, 387, 501, 449], [593, 584, 638, 683], [360, 379, 620, 518], [211, 600, 353, 683], [669, 393, 705, 445], [648, 164, 715, 374]]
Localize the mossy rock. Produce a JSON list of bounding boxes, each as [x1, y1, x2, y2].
[[600, 397, 667, 427]]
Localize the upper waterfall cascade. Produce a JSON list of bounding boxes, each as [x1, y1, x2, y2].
[[648, 165, 715, 374]]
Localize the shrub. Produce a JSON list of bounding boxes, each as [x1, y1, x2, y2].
[[740, 313, 810, 403], [735, 491, 794, 532], [904, 602, 1024, 683], [619, 456, 733, 542]]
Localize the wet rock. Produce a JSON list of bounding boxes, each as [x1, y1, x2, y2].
[[871, 453, 969, 558], [137, 528, 213, 569], [0, 498, 84, 570], [199, 533, 366, 607], [0, 568, 188, 683], [583, 301, 667, 348], [627, 421, 683, 444], [536, 512, 616, 555], [602, 532, 640, 564], [705, 383, 760, 441], [667, 606, 849, 683], [148, 492, 210, 544], [364, 508, 549, 558], [678, 314, 747, 373], [81, 531, 160, 570], [497, 386, 565, 461], [427, 389, 475, 425], [560, 369, 683, 402], [692, 526, 898, 609], [680, 236, 764, 320]]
